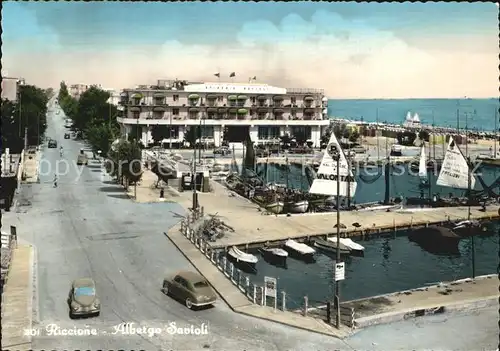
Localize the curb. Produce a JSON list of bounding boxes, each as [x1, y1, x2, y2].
[[354, 296, 498, 329]]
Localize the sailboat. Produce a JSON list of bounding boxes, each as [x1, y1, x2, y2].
[[418, 144, 427, 178], [436, 137, 476, 190], [308, 132, 357, 198]]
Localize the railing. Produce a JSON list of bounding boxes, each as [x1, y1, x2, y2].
[[178, 211, 355, 328]]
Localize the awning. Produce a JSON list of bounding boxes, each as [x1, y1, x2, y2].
[[273, 95, 284, 100], [153, 106, 166, 111], [237, 108, 248, 114], [188, 94, 200, 99], [274, 109, 284, 113], [189, 107, 200, 112], [304, 108, 314, 113], [228, 108, 237, 113], [120, 92, 127, 96], [258, 107, 268, 113], [257, 95, 267, 100], [206, 94, 217, 99], [218, 107, 227, 112], [237, 95, 247, 100], [131, 93, 143, 99], [206, 107, 217, 112], [304, 96, 314, 101], [227, 95, 237, 100], [129, 106, 141, 112]]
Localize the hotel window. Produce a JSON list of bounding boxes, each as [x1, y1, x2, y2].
[[153, 111, 163, 119], [173, 95, 179, 102], [132, 112, 140, 119], [251, 96, 256, 104], [132, 98, 141, 105], [217, 96, 223, 102], [172, 108, 179, 116], [154, 97, 164, 105], [291, 97, 296, 105]]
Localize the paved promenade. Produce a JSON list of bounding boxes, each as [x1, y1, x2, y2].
[[1, 244, 34, 351], [172, 180, 499, 249]]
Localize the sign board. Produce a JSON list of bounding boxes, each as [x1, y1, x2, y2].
[[264, 276, 277, 298], [335, 262, 345, 281]]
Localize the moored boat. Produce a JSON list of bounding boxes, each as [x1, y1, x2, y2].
[[284, 239, 316, 261], [408, 226, 461, 256], [288, 200, 309, 213], [265, 201, 284, 214], [259, 246, 288, 267], [312, 238, 351, 255], [227, 246, 259, 265], [327, 237, 364, 255]]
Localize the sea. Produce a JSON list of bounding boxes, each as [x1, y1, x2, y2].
[[327, 98, 499, 131]]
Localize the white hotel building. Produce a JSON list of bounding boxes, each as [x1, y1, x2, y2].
[[116, 79, 330, 148]]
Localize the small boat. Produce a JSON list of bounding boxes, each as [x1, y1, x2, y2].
[[312, 238, 351, 255], [259, 247, 288, 267], [259, 247, 288, 258], [289, 200, 309, 213], [227, 247, 258, 265], [284, 239, 316, 261], [328, 237, 364, 255], [408, 226, 461, 256], [265, 201, 284, 214]]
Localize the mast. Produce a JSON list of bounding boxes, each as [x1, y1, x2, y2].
[[432, 110, 436, 160], [495, 107, 498, 156], [427, 141, 432, 202], [376, 109, 380, 160], [384, 135, 390, 204]]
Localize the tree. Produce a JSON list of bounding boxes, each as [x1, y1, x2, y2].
[[418, 130, 430, 142], [1, 85, 48, 153], [44, 88, 55, 100], [151, 125, 170, 144], [396, 131, 417, 146], [293, 129, 308, 145], [184, 126, 200, 146], [108, 139, 143, 185], [348, 130, 360, 143], [73, 86, 116, 132], [85, 123, 118, 156]]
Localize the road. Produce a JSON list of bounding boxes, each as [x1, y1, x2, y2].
[[13, 99, 498, 350]]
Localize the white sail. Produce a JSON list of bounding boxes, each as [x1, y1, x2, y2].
[[413, 113, 420, 122], [436, 137, 476, 189], [406, 111, 412, 121], [418, 145, 427, 177], [308, 132, 357, 197]]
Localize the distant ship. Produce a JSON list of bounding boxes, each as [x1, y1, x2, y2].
[[403, 111, 421, 128]]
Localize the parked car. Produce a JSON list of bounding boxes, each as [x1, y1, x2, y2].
[[213, 146, 231, 156], [48, 139, 57, 148], [64, 133, 70, 139], [67, 278, 100, 318], [161, 271, 217, 309]]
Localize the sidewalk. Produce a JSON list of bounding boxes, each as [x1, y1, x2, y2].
[[1, 244, 34, 351], [22, 150, 40, 184], [124, 169, 180, 203]]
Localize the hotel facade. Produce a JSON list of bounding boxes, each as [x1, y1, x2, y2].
[[116, 79, 330, 148]]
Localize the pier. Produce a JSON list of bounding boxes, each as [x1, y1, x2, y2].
[[174, 180, 500, 250]]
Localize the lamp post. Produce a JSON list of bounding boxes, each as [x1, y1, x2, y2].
[[464, 111, 475, 279]]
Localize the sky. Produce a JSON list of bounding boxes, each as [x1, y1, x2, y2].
[[2, 2, 498, 99]]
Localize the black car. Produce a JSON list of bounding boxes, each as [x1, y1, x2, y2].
[[48, 140, 57, 148], [64, 133, 70, 139], [213, 146, 231, 156]]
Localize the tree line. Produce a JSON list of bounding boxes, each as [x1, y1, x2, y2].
[[57, 82, 142, 185], [1, 84, 52, 153]]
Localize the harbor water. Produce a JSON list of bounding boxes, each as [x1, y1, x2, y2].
[[245, 164, 499, 309]]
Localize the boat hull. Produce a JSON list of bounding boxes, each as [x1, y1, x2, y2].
[[259, 248, 288, 267], [312, 239, 351, 255], [408, 226, 461, 256], [476, 157, 500, 167], [288, 200, 309, 213], [266, 202, 284, 214], [226, 253, 257, 273]]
